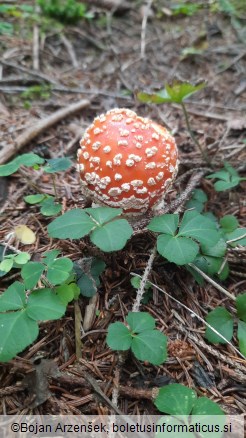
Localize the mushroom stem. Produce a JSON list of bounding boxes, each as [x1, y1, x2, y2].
[[181, 102, 209, 164]]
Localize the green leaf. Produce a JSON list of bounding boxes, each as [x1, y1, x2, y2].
[[191, 189, 208, 202], [42, 250, 60, 266], [165, 80, 206, 103], [46, 258, 73, 285], [201, 239, 227, 258], [40, 197, 62, 216], [130, 276, 151, 291], [157, 234, 199, 265], [0, 258, 14, 273], [205, 307, 234, 344], [237, 320, 246, 357], [185, 199, 204, 213], [154, 384, 197, 415], [55, 283, 79, 305], [14, 252, 31, 265], [236, 293, 246, 322], [126, 312, 155, 332], [21, 262, 44, 289], [214, 179, 240, 191], [220, 215, 238, 232], [137, 89, 172, 104], [206, 170, 230, 181], [0, 153, 44, 176], [0, 282, 25, 311], [131, 330, 167, 365], [47, 209, 95, 239], [26, 288, 66, 320], [147, 214, 179, 235], [226, 228, 246, 247], [0, 310, 39, 362], [85, 207, 122, 225], [178, 210, 220, 246], [107, 322, 132, 350], [24, 194, 46, 204], [90, 219, 133, 252], [192, 396, 224, 415], [43, 157, 73, 173]]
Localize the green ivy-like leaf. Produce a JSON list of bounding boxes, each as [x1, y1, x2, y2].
[[147, 214, 179, 235], [205, 307, 234, 344], [131, 330, 167, 365], [106, 322, 132, 350], [26, 288, 66, 320], [47, 209, 95, 239], [236, 293, 246, 322], [157, 234, 199, 265], [46, 258, 73, 285], [165, 80, 206, 103], [85, 207, 122, 225], [43, 157, 73, 173], [0, 281, 25, 311], [126, 312, 155, 332], [75, 258, 106, 297], [154, 384, 197, 415], [90, 219, 132, 252], [21, 262, 44, 289], [0, 310, 39, 362], [237, 320, 246, 357]]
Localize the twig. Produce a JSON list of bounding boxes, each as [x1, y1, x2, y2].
[[60, 34, 79, 68], [74, 300, 83, 360], [140, 0, 153, 59], [0, 60, 58, 85], [33, 24, 40, 71], [188, 263, 236, 301], [0, 99, 91, 164], [131, 274, 245, 360], [132, 245, 156, 312]]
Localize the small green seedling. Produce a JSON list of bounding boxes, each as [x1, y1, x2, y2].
[[169, 2, 201, 16], [24, 194, 62, 217], [107, 312, 167, 365], [205, 293, 246, 356], [0, 153, 72, 177], [206, 161, 246, 191], [0, 251, 30, 274], [47, 207, 133, 252]]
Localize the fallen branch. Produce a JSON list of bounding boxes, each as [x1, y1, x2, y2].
[[0, 99, 91, 164]]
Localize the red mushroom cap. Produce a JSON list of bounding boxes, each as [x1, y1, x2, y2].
[[77, 108, 179, 214]]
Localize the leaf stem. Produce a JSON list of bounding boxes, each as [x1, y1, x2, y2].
[[181, 102, 209, 164]]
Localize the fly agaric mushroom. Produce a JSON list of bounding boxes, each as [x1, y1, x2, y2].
[[77, 108, 178, 214]]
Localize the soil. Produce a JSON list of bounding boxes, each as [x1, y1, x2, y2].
[[0, 1, 246, 417]]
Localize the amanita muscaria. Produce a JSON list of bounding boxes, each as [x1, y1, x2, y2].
[[77, 108, 179, 214]]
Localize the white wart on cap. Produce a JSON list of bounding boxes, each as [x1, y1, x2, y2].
[[78, 108, 179, 214]]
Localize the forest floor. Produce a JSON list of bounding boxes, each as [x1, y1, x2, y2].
[[0, 1, 246, 418]]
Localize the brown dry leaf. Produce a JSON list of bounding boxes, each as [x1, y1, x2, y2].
[[227, 117, 246, 131], [14, 225, 36, 244]]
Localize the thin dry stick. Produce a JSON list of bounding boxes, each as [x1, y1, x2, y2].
[[131, 273, 245, 360], [60, 34, 79, 68], [140, 0, 153, 58], [33, 24, 40, 70], [189, 263, 236, 301], [0, 99, 91, 164], [132, 245, 156, 312]]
